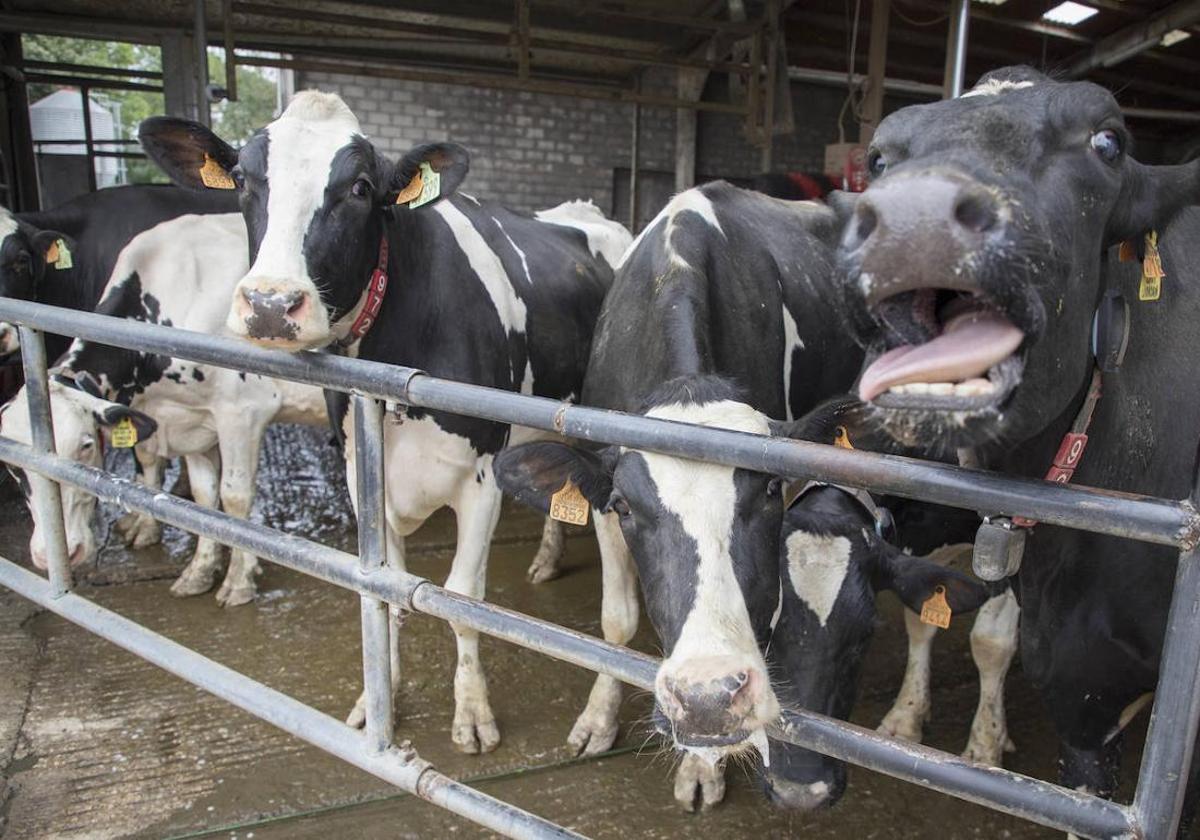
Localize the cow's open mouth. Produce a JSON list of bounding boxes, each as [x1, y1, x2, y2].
[[674, 729, 752, 749], [859, 289, 1025, 411]]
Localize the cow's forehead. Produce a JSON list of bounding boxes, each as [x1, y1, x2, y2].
[[256, 90, 363, 180]]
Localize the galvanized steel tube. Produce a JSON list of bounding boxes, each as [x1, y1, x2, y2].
[[2, 300, 1194, 549]]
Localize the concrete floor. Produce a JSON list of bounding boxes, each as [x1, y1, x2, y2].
[[0, 426, 1153, 839]]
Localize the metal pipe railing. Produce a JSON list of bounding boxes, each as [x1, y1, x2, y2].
[[1, 299, 1195, 550], [0, 558, 581, 840]]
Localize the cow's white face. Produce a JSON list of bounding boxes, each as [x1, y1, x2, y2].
[[225, 93, 364, 350], [1, 379, 156, 568]]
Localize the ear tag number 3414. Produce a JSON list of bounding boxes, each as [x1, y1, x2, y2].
[[110, 417, 138, 449]]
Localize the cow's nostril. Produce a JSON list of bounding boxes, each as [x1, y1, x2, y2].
[[285, 294, 306, 317], [847, 202, 877, 250], [954, 189, 999, 233]]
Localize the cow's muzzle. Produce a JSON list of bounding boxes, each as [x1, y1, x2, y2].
[[228, 278, 327, 349], [657, 656, 772, 747]]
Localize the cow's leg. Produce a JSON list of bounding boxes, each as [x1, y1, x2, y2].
[[878, 608, 938, 742], [115, 448, 163, 548], [674, 753, 725, 813], [346, 525, 407, 730], [526, 516, 566, 583], [569, 511, 638, 755], [213, 421, 268, 607], [445, 475, 504, 754], [963, 588, 1020, 764], [169, 450, 224, 596]]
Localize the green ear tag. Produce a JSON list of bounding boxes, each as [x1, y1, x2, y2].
[[110, 417, 138, 448], [408, 161, 441, 209], [53, 238, 73, 270]]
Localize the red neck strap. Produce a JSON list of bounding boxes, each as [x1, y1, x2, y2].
[[1012, 366, 1102, 529], [339, 233, 390, 347]]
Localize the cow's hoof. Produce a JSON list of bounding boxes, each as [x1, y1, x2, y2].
[[170, 570, 216, 597], [452, 715, 500, 754], [877, 709, 927, 744], [674, 753, 725, 812], [526, 551, 562, 584], [345, 693, 368, 729], [115, 512, 161, 548], [566, 713, 618, 756], [215, 582, 256, 607]]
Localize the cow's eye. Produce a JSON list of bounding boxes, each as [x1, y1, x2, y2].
[[867, 149, 887, 177], [766, 477, 783, 498], [608, 496, 631, 517], [1090, 129, 1122, 163], [351, 178, 372, 198], [79, 436, 94, 452]]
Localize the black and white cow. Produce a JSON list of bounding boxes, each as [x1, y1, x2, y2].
[[4, 212, 330, 605], [0, 185, 236, 361], [494, 181, 871, 806], [836, 65, 1200, 805], [137, 92, 631, 753]]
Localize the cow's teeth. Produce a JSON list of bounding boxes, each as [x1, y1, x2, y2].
[[927, 382, 954, 395], [906, 382, 931, 394], [954, 378, 995, 396], [888, 384, 910, 394]]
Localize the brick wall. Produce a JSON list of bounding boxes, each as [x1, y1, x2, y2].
[[296, 68, 930, 225]]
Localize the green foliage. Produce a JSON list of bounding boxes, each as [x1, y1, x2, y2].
[[209, 52, 279, 143]]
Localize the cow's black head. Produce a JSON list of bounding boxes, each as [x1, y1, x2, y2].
[[138, 92, 468, 350], [762, 485, 988, 810], [839, 66, 1200, 450], [0, 211, 71, 355]]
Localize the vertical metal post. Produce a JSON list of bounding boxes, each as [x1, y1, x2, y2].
[[194, 0, 211, 125], [17, 326, 71, 597], [353, 394, 393, 753], [514, 0, 531, 80], [859, 0, 891, 144], [628, 76, 641, 233], [759, 0, 779, 172], [222, 0, 237, 102], [942, 0, 969, 99], [747, 24, 763, 141], [79, 85, 97, 193]]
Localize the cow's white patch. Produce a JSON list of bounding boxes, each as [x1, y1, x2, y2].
[[961, 79, 1035, 98], [535, 199, 632, 266], [0, 207, 18, 242], [0, 208, 22, 350], [435, 201, 527, 334], [785, 531, 851, 628], [616, 188, 724, 269], [781, 305, 802, 417], [493, 217, 533, 286], [642, 399, 775, 723], [520, 358, 534, 396]]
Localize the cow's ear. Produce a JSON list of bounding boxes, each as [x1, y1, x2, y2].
[[493, 441, 614, 514], [769, 395, 866, 443], [30, 230, 73, 271], [390, 143, 470, 208], [874, 545, 990, 616], [96, 404, 158, 442], [138, 116, 240, 191], [1109, 158, 1200, 243]]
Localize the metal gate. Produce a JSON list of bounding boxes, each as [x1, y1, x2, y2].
[[1, 296, 1197, 840]]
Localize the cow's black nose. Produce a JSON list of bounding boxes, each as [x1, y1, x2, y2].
[[661, 670, 754, 741]]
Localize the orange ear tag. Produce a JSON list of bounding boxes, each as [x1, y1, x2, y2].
[[920, 585, 952, 629], [834, 425, 854, 449], [394, 170, 423, 205], [199, 154, 236, 189], [549, 481, 589, 526], [44, 239, 60, 265]]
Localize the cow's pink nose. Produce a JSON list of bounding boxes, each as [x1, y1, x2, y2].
[[239, 286, 311, 340], [657, 656, 764, 745]]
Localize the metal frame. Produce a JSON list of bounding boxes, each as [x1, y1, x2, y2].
[[1, 297, 1198, 839]]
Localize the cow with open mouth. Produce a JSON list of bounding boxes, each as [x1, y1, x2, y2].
[[137, 92, 631, 754], [838, 65, 1200, 806]]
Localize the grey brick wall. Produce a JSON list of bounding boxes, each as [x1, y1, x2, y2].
[[296, 68, 930, 225]]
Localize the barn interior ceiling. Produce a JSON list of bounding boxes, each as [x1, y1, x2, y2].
[[3, 0, 1198, 133]]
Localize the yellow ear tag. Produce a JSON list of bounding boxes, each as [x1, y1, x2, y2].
[[834, 425, 854, 449], [110, 417, 138, 448], [549, 480, 589, 526], [199, 153, 236, 190], [407, 161, 441, 209], [51, 238, 73, 270], [394, 169, 423, 205], [920, 585, 952, 629], [1139, 230, 1164, 302]]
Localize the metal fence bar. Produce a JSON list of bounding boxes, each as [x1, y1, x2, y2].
[[1132, 549, 1200, 838], [0, 432, 1144, 838], [0, 558, 582, 840], [354, 394, 394, 752], [16, 326, 71, 596], [2, 299, 1195, 549]]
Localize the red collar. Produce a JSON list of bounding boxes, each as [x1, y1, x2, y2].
[[1012, 366, 1102, 528], [338, 233, 390, 347]]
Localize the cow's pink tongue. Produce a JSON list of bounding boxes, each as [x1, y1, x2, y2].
[[858, 307, 1024, 401]]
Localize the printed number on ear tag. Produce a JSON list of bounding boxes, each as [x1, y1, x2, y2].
[[550, 481, 589, 526], [920, 585, 952, 629], [199, 153, 236, 190], [110, 417, 138, 449]]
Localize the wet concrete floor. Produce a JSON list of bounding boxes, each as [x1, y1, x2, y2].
[[0, 425, 1153, 839]]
